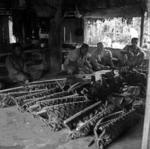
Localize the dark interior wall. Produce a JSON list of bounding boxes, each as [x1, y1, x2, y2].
[[48, 0, 62, 73], [12, 9, 38, 42], [0, 16, 9, 52], [85, 5, 144, 18], [0, 0, 11, 51], [62, 0, 144, 13], [0, 0, 26, 9], [62, 18, 84, 44], [147, 0, 150, 16], [0, 0, 147, 74], [0, 0, 11, 8]]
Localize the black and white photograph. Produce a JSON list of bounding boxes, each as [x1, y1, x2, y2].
[[0, 0, 149, 149]]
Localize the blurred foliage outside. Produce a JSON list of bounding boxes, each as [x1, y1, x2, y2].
[[84, 16, 150, 49]]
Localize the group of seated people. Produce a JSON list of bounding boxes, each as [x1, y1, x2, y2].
[[3, 43, 45, 87], [64, 37, 145, 74], [5, 43, 30, 84], [0, 38, 144, 89]]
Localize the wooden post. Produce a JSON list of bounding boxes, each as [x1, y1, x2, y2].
[[141, 60, 150, 149], [48, 0, 62, 73], [141, 13, 150, 149], [140, 11, 145, 47]]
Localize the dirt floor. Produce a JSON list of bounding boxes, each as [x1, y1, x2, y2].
[[0, 106, 147, 149]]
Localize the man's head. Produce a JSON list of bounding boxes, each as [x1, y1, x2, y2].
[[80, 43, 89, 56], [97, 42, 104, 52], [12, 43, 23, 56], [131, 38, 138, 48]]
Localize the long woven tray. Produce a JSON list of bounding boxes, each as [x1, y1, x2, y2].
[[0, 78, 66, 108], [33, 100, 93, 131], [14, 87, 60, 107], [64, 102, 116, 139], [28, 95, 86, 113], [20, 91, 74, 112], [0, 79, 63, 95], [94, 109, 139, 149]]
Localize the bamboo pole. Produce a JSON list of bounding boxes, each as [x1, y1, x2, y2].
[[141, 14, 150, 149], [141, 61, 150, 149], [140, 11, 145, 47]]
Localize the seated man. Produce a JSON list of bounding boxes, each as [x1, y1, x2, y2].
[[64, 43, 93, 74], [5, 43, 30, 83], [121, 38, 144, 68], [90, 42, 114, 71]]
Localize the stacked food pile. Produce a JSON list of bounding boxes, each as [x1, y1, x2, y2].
[[0, 70, 146, 149]]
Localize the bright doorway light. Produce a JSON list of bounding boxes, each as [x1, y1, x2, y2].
[[8, 16, 16, 43]]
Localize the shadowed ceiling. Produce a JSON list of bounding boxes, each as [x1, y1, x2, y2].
[[0, 0, 147, 17]]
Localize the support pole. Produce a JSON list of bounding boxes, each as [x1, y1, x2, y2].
[[141, 61, 150, 149], [140, 11, 145, 47], [141, 14, 150, 149], [48, 1, 62, 73]]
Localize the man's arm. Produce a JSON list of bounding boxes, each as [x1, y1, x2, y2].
[[121, 45, 129, 54], [63, 50, 79, 74], [120, 46, 130, 66], [132, 49, 145, 67], [85, 53, 93, 69], [5, 56, 18, 74], [88, 54, 104, 71], [107, 50, 115, 68], [64, 51, 74, 69]]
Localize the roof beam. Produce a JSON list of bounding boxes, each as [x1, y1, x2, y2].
[[84, 5, 144, 18]]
